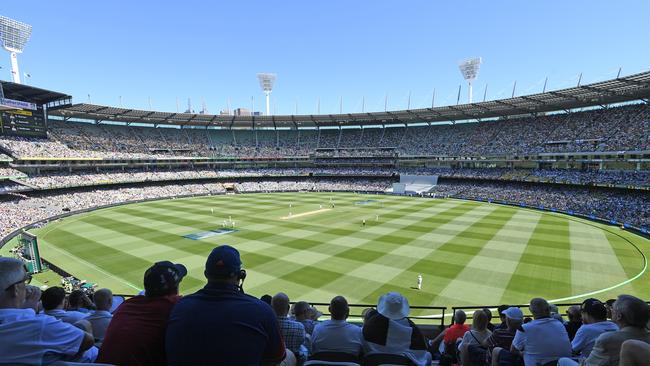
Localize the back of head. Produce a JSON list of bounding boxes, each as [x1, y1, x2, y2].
[[144, 261, 187, 297], [614, 294, 650, 328], [260, 294, 272, 305], [581, 299, 607, 322], [272, 292, 290, 317], [41, 286, 66, 311], [472, 309, 488, 331], [67, 290, 85, 309], [497, 304, 510, 321], [482, 308, 492, 321], [454, 309, 467, 325], [567, 305, 582, 322], [204, 245, 242, 284], [329, 296, 349, 320], [93, 288, 113, 311], [529, 298, 550, 319], [0, 258, 25, 297], [293, 301, 310, 319]]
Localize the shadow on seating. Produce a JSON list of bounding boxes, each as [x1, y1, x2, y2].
[[362, 353, 414, 366]]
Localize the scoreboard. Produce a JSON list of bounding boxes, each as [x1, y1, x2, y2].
[[0, 105, 47, 137]]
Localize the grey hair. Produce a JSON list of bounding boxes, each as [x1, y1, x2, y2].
[[529, 298, 551, 318], [454, 309, 467, 324], [0, 257, 25, 292], [614, 294, 650, 328]]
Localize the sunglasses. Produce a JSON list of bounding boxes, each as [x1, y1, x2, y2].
[[4, 272, 32, 291]]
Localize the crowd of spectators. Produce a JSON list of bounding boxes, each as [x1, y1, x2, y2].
[[1, 103, 648, 159], [431, 180, 650, 229], [1, 166, 647, 193], [2, 247, 650, 366]]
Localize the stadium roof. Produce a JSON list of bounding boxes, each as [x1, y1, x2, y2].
[[49, 70, 650, 128], [0, 81, 72, 105]]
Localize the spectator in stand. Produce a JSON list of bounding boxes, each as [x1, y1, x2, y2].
[[431, 309, 470, 356], [495, 304, 510, 330], [273, 292, 307, 360], [166, 245, 286, 366], [569, 299, 618, 360], [512, 298, 572, 365], [0, 258, 97, 364], [311, 295, 363, 360], [483, 308, 496, 332], [362, 292, 431, 366], [559, 295, 650, 366], [460, 310, 492, 366], [97, 261, 187, 366], [605, 299, 616, 319], [85, 288, 113, 345], [67, 290, 93, 314], [566, 305, 583, 341], [619, 340, 650, 366], [487, 307, 524, 366], [41, 286, 87, 324], [292, 300, 317, 335], [261, 294, 273, 306]]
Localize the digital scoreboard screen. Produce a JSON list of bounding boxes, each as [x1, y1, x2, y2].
[[0, 105, 47, 138]]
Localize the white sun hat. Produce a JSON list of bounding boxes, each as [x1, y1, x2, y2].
[[377, 292, 410, 320]]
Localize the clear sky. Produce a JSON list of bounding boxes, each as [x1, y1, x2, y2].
[[1, 1, 649, 115]]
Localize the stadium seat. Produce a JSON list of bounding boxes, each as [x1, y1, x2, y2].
[[362, 353, 414, 366], [304, 361, 361, 366], [309, 351, 361, 363]]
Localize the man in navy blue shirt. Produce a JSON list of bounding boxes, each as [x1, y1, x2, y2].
[[166, 245, 286, 366]]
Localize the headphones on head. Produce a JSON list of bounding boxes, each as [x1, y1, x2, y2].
[[237, 269, 247, 292]]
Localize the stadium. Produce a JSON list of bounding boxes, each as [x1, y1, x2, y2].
[[1, 3, 649, 366]]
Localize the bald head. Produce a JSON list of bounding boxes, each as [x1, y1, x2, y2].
[[272, 292, 290, 317], [530, 298, 551, 319], [454, 309, 467, 324], [94, 288, 113, 311], [329, 296, 349, 320]]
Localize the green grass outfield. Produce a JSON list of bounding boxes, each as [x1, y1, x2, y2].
[[4, 192, 650, 316]]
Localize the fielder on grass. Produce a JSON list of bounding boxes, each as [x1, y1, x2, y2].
[[417, 274, 423, 290]]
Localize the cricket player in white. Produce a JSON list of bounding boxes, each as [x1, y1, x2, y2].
[[417, 274, 422, 290]]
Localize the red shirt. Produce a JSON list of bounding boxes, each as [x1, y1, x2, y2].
[[97, 295, 180, 366], [443, 323, 470, 344]]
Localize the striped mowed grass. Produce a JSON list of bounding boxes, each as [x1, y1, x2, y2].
[[17, 192, 650, 315]]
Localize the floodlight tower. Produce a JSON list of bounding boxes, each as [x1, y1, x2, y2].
[[0, 16, 32, 84], [257, 73, 276, 116], [458, 57, 482, 103]]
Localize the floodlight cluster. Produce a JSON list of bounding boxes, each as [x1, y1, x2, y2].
[[0, 15, 32, 53]]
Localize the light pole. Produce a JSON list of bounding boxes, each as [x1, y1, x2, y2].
[[257, 73, 276, 116], [0, 16, 32, 84], [458, 57, 482, 103]]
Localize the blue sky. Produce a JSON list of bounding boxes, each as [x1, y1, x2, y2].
[[1, 1, 649, 114]]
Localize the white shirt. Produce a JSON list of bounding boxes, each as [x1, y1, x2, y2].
[[460, 329, 492, 348], [85, 310, 113, 343], [311, 319, 362, 356], [512, 317, 572, 366], [362, 318, 432, 366], [44, 309, 88, 324], [571, 321, 618, 358], [0, 308, 84, 365]]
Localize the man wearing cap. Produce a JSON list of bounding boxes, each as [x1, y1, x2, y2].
[[166, 245, 286, 365], [97, 260, 187, 366], [362, 292, 431, 366], [487, 307, 524, 366], [0, 257, 97, 365], [569, 299, 618, 359]]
